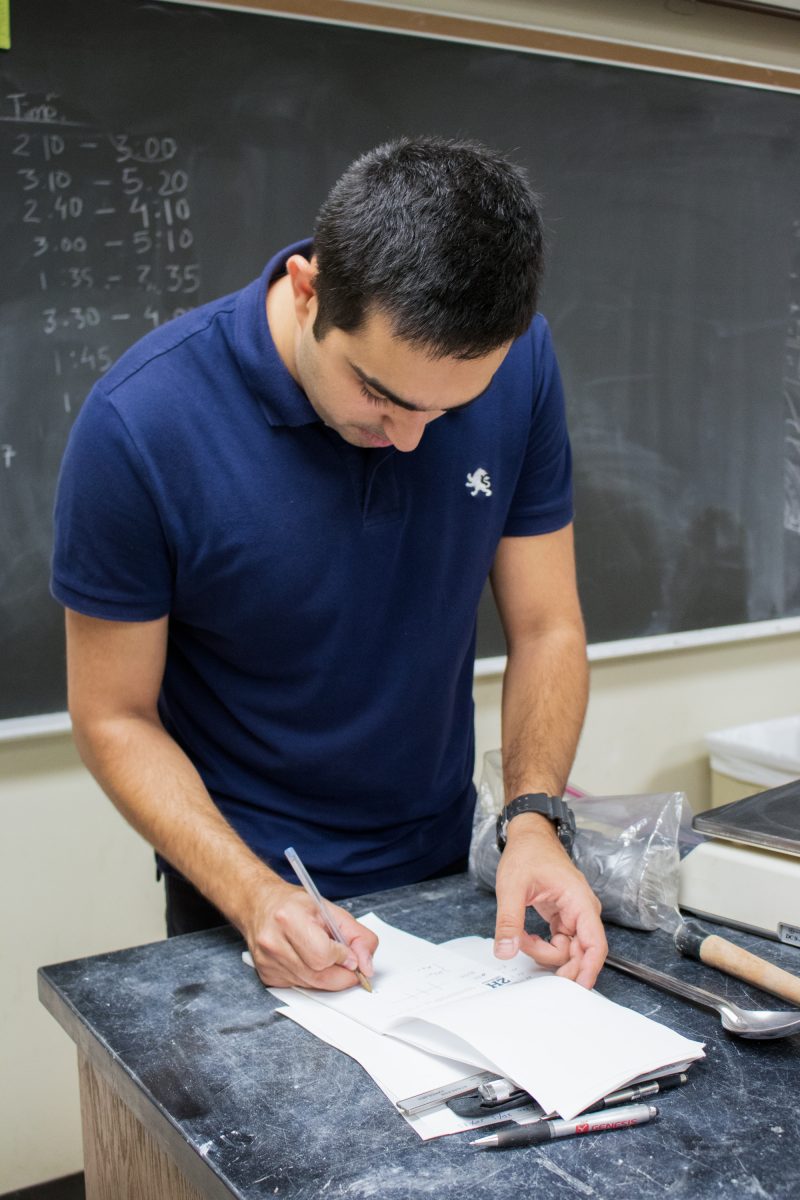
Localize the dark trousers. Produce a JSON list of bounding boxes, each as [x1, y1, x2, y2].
[[164, 873, 228, 937], [163, 853, 469, 938]]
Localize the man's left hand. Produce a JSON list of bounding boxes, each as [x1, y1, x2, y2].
[[493, 812, 607, 989]]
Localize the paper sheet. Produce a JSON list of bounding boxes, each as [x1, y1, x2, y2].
[[261, 916, 544, 1138], [275, 996, 538, 1139], [407, 971, 699, 1118], [437, 936, 704, 1113], [276, 915, 535, 1035], [255, 913, 704, 1125]]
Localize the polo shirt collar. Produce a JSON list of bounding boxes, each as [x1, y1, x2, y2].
[[234, 238, 321, 428]]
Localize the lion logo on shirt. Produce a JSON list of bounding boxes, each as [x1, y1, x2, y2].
[[465, 467, 492, 497]]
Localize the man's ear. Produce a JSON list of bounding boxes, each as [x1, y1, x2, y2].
[[286, 255, 318, 329]]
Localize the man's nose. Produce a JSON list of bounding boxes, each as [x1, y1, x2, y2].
[[385, 410, 433, 453]]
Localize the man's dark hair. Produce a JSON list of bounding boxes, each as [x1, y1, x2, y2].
[[312, 136, 544, 360]]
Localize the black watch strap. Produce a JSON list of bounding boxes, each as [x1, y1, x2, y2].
[[496, 792, 576, 856]]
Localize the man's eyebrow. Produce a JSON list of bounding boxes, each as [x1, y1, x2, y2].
[[349, 362, 492, 413]]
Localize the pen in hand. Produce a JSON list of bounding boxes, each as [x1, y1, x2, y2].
[[284, 847, 373, 993]]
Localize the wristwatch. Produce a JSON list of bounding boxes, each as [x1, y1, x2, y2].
[[495, 793, 577, 857]]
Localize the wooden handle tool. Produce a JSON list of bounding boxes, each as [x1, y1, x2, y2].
[[674, 920, 800, 1007]]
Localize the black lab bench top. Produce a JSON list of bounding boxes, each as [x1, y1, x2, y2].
[[39, 874, 800, 1199]]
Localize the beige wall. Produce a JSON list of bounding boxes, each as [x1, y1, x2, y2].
[[475, 633, 800, 810], [4, 0, 799, 1191], [1, 735, 164, 1191]]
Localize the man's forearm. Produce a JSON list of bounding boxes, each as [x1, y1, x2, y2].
[[72, 713, 284, 930], [500, 624, 589, 802]]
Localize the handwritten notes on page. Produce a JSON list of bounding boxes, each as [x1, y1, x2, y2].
[[286, 916, 537, 1037]]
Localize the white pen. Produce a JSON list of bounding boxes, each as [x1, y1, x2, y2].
[[284, 846, 372, 993]]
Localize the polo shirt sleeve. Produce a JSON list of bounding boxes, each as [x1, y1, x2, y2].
[[502, 317, 574, 537], [51, 387, 173, 621]]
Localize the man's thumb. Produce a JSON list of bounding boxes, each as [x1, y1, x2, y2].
[[494, 890, 525, 960]]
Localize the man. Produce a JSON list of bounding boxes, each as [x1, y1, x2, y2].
[[53, 136, 606, 992]]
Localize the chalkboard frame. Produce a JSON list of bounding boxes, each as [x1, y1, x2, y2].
[[2, 0, 800, 740], [175, 0, 800, 92]]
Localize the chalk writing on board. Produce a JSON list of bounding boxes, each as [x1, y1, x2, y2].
[[4, 89, 200, 434]]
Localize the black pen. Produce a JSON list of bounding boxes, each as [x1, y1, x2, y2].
[[459, 1070, 688, 1123], [470, 1102, 658, 1149], [574, 1071, 688, 1116]]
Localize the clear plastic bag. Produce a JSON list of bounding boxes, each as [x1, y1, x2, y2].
[[469, 749, 690, 931]]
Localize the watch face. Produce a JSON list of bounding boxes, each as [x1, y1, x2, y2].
[[496, 811, 508, 851]]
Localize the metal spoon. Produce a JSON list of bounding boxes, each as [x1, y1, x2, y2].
[[605, 952, 800, 1039]]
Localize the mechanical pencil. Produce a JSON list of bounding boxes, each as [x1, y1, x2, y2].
[[284, 846, 372, 993], [470, 1102, 658, 1149]]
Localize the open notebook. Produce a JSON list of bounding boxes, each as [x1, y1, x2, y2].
[[255, 914, 704, 1130]]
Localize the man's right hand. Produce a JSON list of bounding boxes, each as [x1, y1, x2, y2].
[[243, 880, 378, 991], [64, 611, 378, 994]]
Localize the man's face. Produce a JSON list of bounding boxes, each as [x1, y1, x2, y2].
[[294, 298, 511, 454]]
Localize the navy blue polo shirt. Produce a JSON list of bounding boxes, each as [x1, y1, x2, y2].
[[52, 240, 573, 897]]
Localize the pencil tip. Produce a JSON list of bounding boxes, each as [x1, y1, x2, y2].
[[357, 971, 373, 993]]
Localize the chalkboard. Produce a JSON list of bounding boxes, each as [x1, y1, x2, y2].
[[2, 0, 799, 721]]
